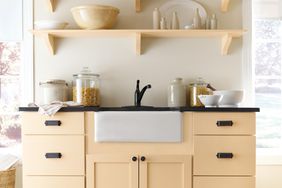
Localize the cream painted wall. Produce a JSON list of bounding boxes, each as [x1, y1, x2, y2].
[[34, 0, 243, 106]]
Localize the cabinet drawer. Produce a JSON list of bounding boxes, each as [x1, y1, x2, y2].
[[22, 112, 84, 135], [194, 177, 255, 188], [23, 135, 84, 175], [24, 176, 84, 188], [194, 136, 255, 175], [193, 112, 255, 135]]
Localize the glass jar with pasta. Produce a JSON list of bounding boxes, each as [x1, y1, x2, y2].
[[73, 67, 100, 106]]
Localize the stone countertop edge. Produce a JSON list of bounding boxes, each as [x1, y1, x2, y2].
[[18, 106, 260, 112]]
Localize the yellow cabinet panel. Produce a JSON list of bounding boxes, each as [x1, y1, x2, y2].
[[23, 135, 84, 175], [140, 155, 192, 188], [24, 176, 84, 188], [193, 112, 255, 135], [194, 177, 255, 188], [194, 136, 255, 176], [86, 154, 138, 188], [22, 112, 84, 135]]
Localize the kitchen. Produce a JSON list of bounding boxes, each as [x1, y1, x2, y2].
[[0, 0, 281, 188]]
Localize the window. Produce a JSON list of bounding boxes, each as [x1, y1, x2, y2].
[[0, 0, 33, 157], [0, 42, 22, 155], [253, 0, 282, 155]]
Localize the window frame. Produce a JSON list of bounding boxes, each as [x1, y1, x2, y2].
[[0, 0, 33, 156], [244, 0, 282, 165]]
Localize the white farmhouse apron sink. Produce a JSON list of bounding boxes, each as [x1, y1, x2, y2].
[[94, 111, 182, 142]]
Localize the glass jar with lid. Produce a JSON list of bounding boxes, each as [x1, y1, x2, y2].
[[189, 77, 212, 107], [40, 79, 68, 104], [73, 67, 100, 106]]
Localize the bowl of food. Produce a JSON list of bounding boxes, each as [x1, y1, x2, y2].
[[198, 95, 222, 107], [34, 20, 68, 29], [213, 90, 244, 107], [71, 5, 120, 29]]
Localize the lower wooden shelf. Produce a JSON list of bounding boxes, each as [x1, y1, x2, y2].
[[31, 29, 245, 56]]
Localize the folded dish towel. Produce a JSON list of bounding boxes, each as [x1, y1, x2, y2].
[[28, 101, 80, 116]]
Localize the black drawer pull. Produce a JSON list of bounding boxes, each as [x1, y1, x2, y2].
[[45, 153, 62, 159], [216, 153, 233, 159], [45, 120, 61, 126], [216, 121, 233, 127]]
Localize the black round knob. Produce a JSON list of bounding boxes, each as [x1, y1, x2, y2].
[[141, 156, 146, 161], [132, 156, 137, 162]]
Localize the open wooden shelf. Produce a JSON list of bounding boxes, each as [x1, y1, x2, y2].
[[31, 29, 245, 56], [221, 0, 230, 12], [46, 0, 230, 13]]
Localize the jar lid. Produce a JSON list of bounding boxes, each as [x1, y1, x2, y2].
[[39, 79, 67, 85], [73, 67, 100, 78], [190, 77, 208, 86]]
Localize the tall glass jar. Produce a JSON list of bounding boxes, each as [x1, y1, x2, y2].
[[168, 78, 186, 107], [73, 67, 100, 106], [189, 78, 212, 107]]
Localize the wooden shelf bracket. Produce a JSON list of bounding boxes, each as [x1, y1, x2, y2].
[[135, 0, 141, 12], [46, 0, 56, 12], [221, 0, 230, 12], [42, 33, 55, 55], [135, 32, 142, 55], [221, 33, 233, 55]]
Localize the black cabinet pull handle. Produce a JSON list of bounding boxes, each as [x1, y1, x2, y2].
[[45, 120, 61, 126], [45, 153, 62, 159], [132, 156, 137, 162], [216, 121, 233, 127], [141, 156, 146, 161], [216, 153, 233, 159]]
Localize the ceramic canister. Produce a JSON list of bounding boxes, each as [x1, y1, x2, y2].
[[168, 78, 186, 107]]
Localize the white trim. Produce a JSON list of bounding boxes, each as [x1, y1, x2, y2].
[[242, 0, 254, 106], [21, 0, 34, 106], [257, 148, 282, 165]]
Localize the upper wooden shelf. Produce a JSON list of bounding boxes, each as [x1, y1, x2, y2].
[[46, 0, 231, 13], [31, 29, 245, 56]]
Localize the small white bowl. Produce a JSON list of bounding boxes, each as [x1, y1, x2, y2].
[[35, 20, 68, 29], [198, 95, 222, 107], [213, 90, 244, 107]]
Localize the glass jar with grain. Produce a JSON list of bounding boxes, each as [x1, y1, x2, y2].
[[73, 67, 100, 106], [189, 77, 212, 107]]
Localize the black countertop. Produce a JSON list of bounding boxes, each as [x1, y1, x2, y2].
[[19, 106, 260, 112]]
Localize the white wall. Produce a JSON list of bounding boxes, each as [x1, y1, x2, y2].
[[34, 0, 243, 106]]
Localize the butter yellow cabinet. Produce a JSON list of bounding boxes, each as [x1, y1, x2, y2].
[[86, 154, 192, 188]]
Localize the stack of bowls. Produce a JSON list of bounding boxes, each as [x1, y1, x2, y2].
[[198, 90, 244, 107]]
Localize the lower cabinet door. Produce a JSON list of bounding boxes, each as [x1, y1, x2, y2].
[[24, 176, 84, 188], [194, 177, 255, 188], [86, 154, 138, 188], [139, 155, 192, 188]]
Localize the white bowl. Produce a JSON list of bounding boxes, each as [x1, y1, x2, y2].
[[198, 95, 222, 107], [213, 90, 244, 107], [35, 20, 68, 29], [71, 5, 120, 29]]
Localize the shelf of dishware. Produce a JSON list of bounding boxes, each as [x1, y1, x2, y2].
[[46, 0, 231, 13], [31, 29, 245, 56]]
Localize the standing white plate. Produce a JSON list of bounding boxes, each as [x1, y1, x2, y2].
[[159, 0, 207, 29]]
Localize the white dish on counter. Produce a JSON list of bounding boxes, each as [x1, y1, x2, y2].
[[213, 90, 244, 107], [34, 20, 68, 29], [159, 0, 207, 29], [198, 95, 222, 107]]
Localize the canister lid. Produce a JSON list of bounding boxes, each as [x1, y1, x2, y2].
[[39, 79, 67, 85], [190, 77, 208, 86], [73, 67, 100, 78]]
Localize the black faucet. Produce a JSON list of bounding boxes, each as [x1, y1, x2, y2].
[[134, 80, 151, 107]]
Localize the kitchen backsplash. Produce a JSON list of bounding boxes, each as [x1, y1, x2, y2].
[[34, 0, 243, 106]]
